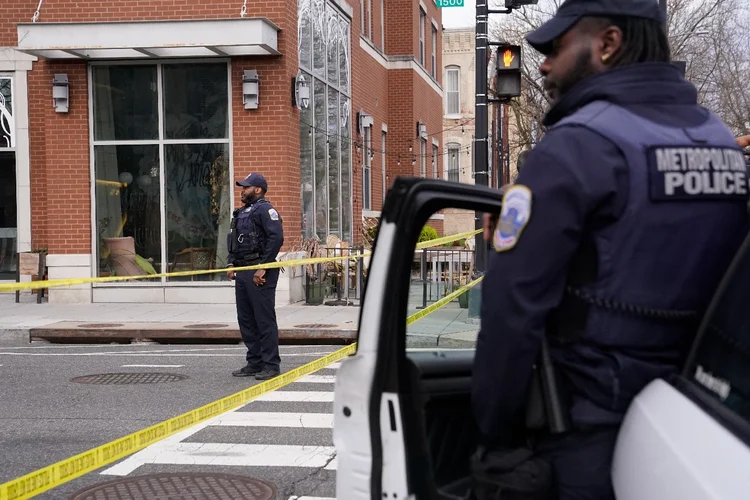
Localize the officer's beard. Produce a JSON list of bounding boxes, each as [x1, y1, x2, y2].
[[545, 48, 599, 105], [241, 191, 260, 205]]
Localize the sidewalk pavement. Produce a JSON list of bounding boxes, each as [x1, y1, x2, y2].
[[0, 293, 479, 348]]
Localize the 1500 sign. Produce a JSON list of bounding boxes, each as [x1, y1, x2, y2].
[[436, 0, 464, 6]]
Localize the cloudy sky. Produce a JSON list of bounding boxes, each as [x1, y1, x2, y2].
[[441, 0, 478, 30]]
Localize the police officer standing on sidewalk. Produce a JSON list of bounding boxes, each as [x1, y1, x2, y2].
[[227, 173, 284, 381], [472, 0, 750, 498]]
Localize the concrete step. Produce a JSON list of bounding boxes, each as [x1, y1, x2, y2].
[[28, 321, 356, 344]]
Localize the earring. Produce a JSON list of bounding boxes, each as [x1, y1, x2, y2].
[[601, 53, 611, 63]]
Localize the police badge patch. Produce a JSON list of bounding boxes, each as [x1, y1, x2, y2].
[[268, 208, 280, 221], [493, 185, 532, 252]]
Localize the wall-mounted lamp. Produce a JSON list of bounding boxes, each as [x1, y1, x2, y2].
[[242, 70, 259, 110], [52, 73, 69, 113], [292, 73, 310, 109], [357, 111, 373, 135], [416, 121, 427, 139]]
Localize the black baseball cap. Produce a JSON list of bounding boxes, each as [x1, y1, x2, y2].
[[526, 0, 665, 55], [236, 172, 268, 190]]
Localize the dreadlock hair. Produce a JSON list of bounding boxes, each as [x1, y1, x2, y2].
[[580, 16, 671, 67]]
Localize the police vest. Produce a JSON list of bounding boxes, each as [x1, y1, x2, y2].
[[546, 101, 749, 416], [234, 199, 269, 257]]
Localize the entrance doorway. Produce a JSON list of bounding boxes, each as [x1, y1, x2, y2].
[[0, 152, 16, 280]]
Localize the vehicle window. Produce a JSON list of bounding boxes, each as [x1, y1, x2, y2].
[[408, 219, 479, 353], [684, 240, 750, 422]]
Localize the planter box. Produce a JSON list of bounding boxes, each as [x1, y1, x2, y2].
[[305, 281, 326, 305], [458, 291, 469, 309]]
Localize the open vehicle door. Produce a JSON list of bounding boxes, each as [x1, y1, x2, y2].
[[333, 177, 502, 500], [612, 228, 750, 499], [333, 176, 750, 499]]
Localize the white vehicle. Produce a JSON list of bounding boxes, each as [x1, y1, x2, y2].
[[333, 178, 750, 499]]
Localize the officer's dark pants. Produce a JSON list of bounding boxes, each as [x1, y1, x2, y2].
[[235, 269, 281, 371], [536, 426, 619, 500]]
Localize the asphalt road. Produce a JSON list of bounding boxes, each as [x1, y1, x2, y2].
[[0, 342, 342, 499]]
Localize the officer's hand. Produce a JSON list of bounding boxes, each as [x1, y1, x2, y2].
[[483, 213, 498, 242], [253, 270, 266, 286], [738, 134, 750, 148], [227, 267, 235, 280]]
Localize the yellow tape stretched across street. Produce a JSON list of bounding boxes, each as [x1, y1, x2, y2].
[[0, 229, 482, 293], [0, 275, 483, 500]]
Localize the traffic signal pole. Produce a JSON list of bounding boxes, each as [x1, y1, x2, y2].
[[474, 1, 490, 272], [474, 2, 523, 273]]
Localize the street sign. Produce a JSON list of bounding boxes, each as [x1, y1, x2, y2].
[[436, 0, 465, 7]]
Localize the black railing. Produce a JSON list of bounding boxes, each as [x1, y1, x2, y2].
[[304, 245, 366, 306], [413, 247, 475, 309]]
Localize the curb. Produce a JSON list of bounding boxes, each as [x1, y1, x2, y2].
[[0, 329, 32, 347], [21, 322, 357, 345]]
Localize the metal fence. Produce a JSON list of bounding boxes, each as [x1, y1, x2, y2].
[[302, 245, 476, 308], [304, 245, 366, 306], [412, 248, 475, 308]]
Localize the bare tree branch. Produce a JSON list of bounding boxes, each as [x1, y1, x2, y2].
[[488, 0, 750, 178]]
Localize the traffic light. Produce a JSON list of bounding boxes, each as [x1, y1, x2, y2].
[[505, 0, 539, 7], [495, 44, 522, 99]]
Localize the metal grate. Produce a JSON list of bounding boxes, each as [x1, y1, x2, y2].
[[70, 473, 276, 500], [71, 373, 188, 385], [293, 324, 337, 329]]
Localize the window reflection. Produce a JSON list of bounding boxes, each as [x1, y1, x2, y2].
[[163, 64, 228, 140], [94, 145, 161, 281], [165, 143, 230, 282], [92, 65, 158, 141]]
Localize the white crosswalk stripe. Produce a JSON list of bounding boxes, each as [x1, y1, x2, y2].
[[102, 360, 341, 497], [213, 412, 333, 428]]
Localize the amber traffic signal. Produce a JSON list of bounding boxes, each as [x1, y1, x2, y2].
[[495, 44, 522, 99]]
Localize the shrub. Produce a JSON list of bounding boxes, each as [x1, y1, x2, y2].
[[419, 225, 439, 243]]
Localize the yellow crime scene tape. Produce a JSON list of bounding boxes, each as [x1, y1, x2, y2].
[[0, 232, 485, 500], [0, 229, 482, 293]]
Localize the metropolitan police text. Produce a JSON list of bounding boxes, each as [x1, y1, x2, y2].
[[656, 147, 748, 196]]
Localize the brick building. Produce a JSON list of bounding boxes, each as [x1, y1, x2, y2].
[[0, 0, 444, 304]]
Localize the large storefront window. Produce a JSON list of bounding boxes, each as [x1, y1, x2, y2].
[[298, 0, 352, 242], [92, 63, 231, 283], [0, 76, 16, 280]]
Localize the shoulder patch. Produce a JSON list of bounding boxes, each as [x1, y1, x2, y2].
[[268, 208, 280, 221], [493, 185, 532, 253]]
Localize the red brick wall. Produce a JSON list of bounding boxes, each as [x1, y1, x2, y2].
[[4, 0, 299, 254], [413, 72, 444, 180], [383, 0, 413, 55], [5, 0, 442, 255], [351, 39, 389, 216]]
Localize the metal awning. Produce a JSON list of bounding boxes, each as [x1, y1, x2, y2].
[[16, 18, 281, 60]]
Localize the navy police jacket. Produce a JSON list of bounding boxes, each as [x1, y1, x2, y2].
[[226, 198, 284, 267], [472, 62, 750, 445]]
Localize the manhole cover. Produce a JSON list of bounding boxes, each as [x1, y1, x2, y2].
[[78, 323, 124, 328], [70, 472, 276, 500], [294, 324, 337, 329], [71, 373, 188, 385], [182, 323, 229, 329]]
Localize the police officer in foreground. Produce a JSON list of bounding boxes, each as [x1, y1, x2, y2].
[[472, 0, 749, 498], [227, 173, 284, 381]]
